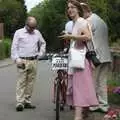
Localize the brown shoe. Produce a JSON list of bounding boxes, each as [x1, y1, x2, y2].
[[24, 103, 36, 109], [16, 103, 24, 112], [82, 107, 89, 118]]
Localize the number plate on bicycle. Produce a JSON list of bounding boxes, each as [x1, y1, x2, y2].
[[52, 57, 68, 70]]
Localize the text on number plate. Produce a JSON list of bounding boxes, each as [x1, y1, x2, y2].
[[52, 57, 68, 70]]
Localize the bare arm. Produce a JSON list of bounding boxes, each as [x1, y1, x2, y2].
[[59, 24, 91, 42], [71, 24, 91, 41]]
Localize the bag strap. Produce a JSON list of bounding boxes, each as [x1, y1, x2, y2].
[[85, 21, 96, 51], [84, 42, 90, 51]]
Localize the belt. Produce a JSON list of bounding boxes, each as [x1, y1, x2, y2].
[[20, 56, 37, 60]]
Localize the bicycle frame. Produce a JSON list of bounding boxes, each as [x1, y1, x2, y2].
[[52, 53, 68, 120], [54, 69, 68, 120]]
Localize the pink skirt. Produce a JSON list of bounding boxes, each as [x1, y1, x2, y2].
[[66, 59, 98, 107]]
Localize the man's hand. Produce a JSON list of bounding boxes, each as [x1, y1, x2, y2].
[[16, 58, 25, 69], [37, 51, 46, 59], [16, 58, 23, 65], [16, 58, 25, 66]]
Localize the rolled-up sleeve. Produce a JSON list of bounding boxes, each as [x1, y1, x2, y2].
[[11, 31, 20, 61], [37, 31, 46, 57]]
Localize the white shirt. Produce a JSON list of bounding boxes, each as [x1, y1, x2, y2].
[[65, 21, 73, 34], [11, 27, 46, 61]]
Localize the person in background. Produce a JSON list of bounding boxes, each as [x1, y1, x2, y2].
[[64, 20, 74, 109], [80, 1, 112, 113], [62, 20, 73, 53], [11, 16, 46, 112]]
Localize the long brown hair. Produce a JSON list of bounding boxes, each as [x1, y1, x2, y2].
[[67, 0, 83, 17]]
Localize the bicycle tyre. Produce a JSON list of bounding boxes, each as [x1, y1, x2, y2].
[[56, 80, 60, 120]]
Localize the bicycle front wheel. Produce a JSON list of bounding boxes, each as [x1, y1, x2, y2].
[[56, 80, 60, 120]]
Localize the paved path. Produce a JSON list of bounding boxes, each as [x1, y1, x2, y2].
[[0, 58, 13, 68], [0, 59, 105, 120]]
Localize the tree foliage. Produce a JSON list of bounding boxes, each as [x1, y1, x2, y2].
[[89, 0, 120, 42], [30, 0, 120, 50], [0, 0, 27, 37], [30, 0, 67, 51], [107, 0, 120, 42]]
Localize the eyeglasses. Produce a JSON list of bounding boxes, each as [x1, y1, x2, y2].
[[27, 25, 36, 30]]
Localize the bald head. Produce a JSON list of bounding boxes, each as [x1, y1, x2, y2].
[[26, 16, 37, 28], [25, 16, 37, 33]]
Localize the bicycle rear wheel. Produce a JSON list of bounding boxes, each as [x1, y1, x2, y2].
[[56, 80, 60, 120]]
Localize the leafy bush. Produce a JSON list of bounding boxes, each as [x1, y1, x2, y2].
[[0, 38, 11, 60], [108, 75, 120, 105], [108, 91, 120, 105], [0, 41, 5, 60], [3, 38, 11, 57], [0, 0, 27, 38]]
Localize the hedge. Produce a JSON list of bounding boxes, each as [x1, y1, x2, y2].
[[0, 38, 12, 60]]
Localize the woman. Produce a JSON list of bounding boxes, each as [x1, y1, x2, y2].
[[59, 0, 98, 120]]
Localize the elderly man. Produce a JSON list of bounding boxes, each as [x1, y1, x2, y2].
[[79, 2, 112, 112], [11, 16, 46, 112]]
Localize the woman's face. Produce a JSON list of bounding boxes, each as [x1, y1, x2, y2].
[[67, 2, 79, 19]]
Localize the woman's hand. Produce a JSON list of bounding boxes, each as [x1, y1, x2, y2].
[[58, 34, 73, 40]]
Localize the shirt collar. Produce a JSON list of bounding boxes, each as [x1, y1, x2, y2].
[[23, 27, 28, 33], [23, 26, 35, 34]]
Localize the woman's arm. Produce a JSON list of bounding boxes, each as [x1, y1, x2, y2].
[[72, 25, 91, 41], [59, 24, 91, 42]]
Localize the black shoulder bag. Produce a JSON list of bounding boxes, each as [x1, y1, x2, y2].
[[85, 44, 101, 67]]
